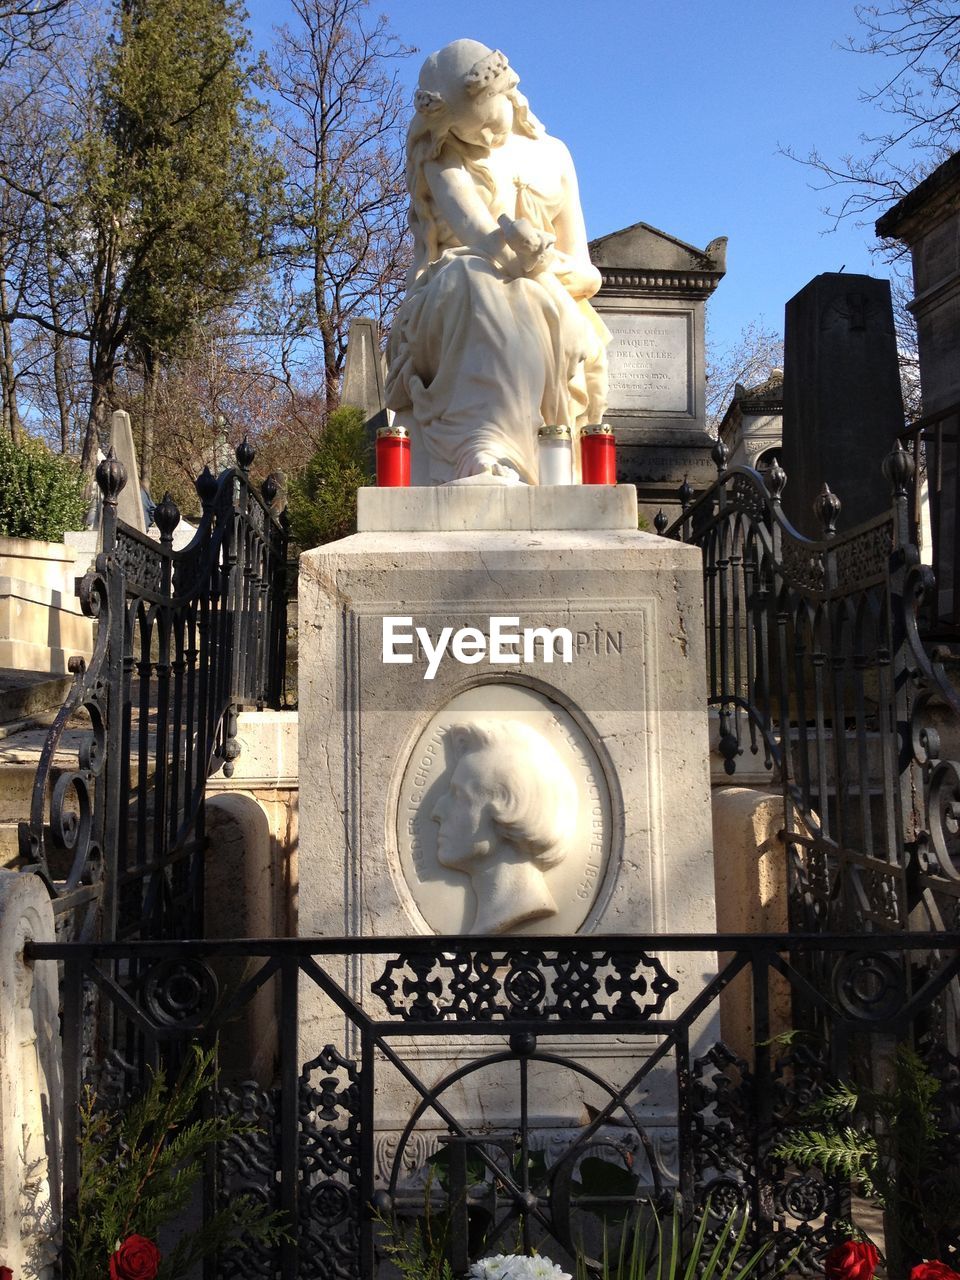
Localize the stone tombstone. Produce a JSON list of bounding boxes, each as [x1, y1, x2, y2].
[[877, 152, 960, 625], [588, 222, 727, 524], [341, 317, 388, 443], [109, 410, 146, 533], [298, 484, 718, 1180], [780, 273, 904, 538]]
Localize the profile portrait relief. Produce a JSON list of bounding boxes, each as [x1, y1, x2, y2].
[[431, 718, 578, 934]]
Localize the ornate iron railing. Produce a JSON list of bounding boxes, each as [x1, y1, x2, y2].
[[17, 439, 288, 942], [662, 444, 960, 943], [28, 931, 960, 1280]]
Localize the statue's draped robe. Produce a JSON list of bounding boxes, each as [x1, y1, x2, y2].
[[386, 178, 608, 484]]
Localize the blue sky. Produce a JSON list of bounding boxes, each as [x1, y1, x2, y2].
[[247, 0, 893, 355]]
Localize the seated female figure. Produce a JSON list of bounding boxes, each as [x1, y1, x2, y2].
[[385, 39, 609, 485]]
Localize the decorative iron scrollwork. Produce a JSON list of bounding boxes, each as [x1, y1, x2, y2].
[[21, 435, 287, 942], [371, 947, 678, 1022], [143, 957, 219, 1029]]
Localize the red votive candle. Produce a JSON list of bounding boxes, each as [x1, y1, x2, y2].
[[581, 424, 616, 484], [376, 425, 410, 486]]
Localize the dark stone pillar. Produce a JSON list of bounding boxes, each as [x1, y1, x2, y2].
[[781, 272, 903, 537]]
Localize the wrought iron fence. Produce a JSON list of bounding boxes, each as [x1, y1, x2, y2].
[[17, 439, 288, 942], [28, 931, 960, 1280], [662, 443, 960, 942]]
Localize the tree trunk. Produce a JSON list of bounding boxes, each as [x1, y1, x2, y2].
[[0, 251, 21, 443], [45, 226, 72, 453], [52, 333, 71, 455], [81, 368, 113, 483]]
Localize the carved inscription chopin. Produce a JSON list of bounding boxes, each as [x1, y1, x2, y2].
[[604, 312, 690, 414]]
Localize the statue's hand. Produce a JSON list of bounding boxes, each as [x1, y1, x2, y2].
[[498, 214, 555, 276], [446, 451, 524, 486]]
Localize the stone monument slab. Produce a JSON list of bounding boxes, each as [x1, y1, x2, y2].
[[781, 272, 904, 538], [109, 410, 146, 533], [588, 222, 726, 525], [605, 311, 692, 415], [341, 316, 388, 443], [297, 485, 717, 1166]]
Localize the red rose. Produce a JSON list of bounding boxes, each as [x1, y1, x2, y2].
[[825, 1240, 880, 1280], [911, 1265, 960, 1280], [1, 1265, 13, 1280], [109, 1235, 161, 1280]]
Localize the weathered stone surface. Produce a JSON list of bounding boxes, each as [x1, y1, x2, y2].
[[341, 317, 387, 441], [297, 486, 717, 1136], [604, 310, 691, 414], [711, 787, 790, 1064], [357, 483, 639, 532], [0, 536, 93, 674], [781, 273, 904, 537], [877, 152, 960, 411], [877, 152, 960, 623], [0, 869, 61, 1277], [588, 222, 726, 518], [109, 409, 146, 533], [717, 371, 783, 472]]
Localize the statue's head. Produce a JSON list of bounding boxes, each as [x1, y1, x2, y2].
[[414, 40, 517, 128], [408, 39, 540, 155], [404, 40, 542, 272], [431, 718, 575, 875]]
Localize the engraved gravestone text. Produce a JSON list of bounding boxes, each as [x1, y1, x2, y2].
[[604, 312, 690, 414]]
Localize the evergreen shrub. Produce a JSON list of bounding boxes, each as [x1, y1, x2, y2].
[[287, 404, 375, 548], [0, 433, 87, 541]]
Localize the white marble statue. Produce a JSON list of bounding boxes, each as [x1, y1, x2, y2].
[[431, 719, 577, 933], [385, 39, 609, 486]]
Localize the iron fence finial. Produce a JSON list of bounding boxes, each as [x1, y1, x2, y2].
[[814, 483, 842, 538], [236, 435, 256, 472], [96, 447, 127, 505], [882, 438, 915, 498]]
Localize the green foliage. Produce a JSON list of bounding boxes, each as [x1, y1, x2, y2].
[[575, 1195, 786, 1280], [64, 1044, 287, 1280], [773, 1045, 960, 1266], [0, 432, 86, 540], [76, 0, 278, 370], [287, 404, 374, 548], [377, 1172, 455, 1280], [571, 1155, 641, 1223]]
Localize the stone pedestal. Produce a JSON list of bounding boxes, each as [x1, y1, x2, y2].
[[589, 223, 726, 526], [297, 486, 716, 1169]]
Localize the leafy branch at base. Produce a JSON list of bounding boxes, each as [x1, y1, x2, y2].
[[64, 1044, 288, 1280]]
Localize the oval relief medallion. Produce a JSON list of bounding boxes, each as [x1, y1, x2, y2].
[[395, 683, 612, 935]]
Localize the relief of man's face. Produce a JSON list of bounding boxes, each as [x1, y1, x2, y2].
[[431, 751, 499, 870]]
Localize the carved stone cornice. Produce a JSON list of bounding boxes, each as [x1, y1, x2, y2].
[[596, 268, 724, 299], [590, 222, 726, 301]]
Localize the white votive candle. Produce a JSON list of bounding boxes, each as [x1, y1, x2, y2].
[[537, 425, 573, 485]]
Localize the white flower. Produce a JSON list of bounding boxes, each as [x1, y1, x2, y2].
[[468, 1255, 571, 1280]]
